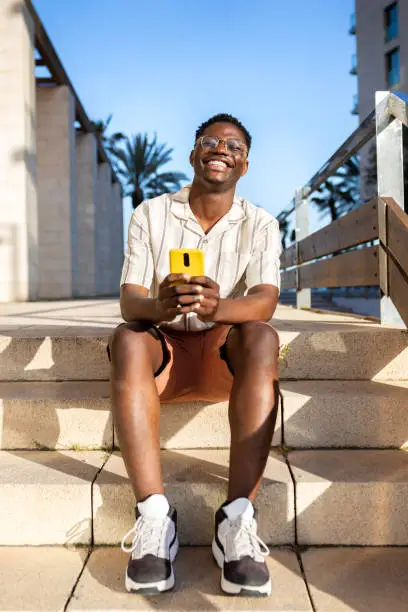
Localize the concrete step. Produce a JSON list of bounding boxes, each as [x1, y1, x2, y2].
[[93, 449, 408, 547], [93, 449, 294, 546], [282, 380, 408, 449], [1, 380, 407, 451], [289, 449, 408, 545], [2, 546, 407, 611], [1, 322, 407, 381], [0, 380, 282, 450], [0, 450, 107, 545], [2, 449, 408, 546], [0, 547, 88, 612], [68, 547, 312, 611]]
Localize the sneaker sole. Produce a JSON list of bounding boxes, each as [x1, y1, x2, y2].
[[212, 538, 271, 597], [125, 536, 179, 594]]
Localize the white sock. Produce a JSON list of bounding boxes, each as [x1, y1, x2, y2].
[[137, 494, 170, 519], [224, 497, 254, 521]]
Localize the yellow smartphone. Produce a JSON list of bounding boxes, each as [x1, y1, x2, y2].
[[169, 248, 205, 283]]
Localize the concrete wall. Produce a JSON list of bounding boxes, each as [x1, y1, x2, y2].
[[109, 182, 124, 294], [36, 85, 77, 299], [95, 163, 112, 296], [0, 0, 38, 301], [75, 132, 98, 297], [0, 2, 123, 302]]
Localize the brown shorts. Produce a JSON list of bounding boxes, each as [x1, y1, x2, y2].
[[109, 324, 234, 404]]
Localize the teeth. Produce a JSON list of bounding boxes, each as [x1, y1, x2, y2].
[[207, 160, 227, 169]]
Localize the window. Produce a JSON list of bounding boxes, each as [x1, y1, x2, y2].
[[385, 3, 398, 42], [386, 48, 400, 88]]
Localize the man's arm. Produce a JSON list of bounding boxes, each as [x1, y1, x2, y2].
[[214, 284, 279, 324], [120, 284, 159, 322], [187, 277, 278, 324]]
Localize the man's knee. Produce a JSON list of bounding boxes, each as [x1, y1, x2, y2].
[[233, 321, 279, 362], [109, 321, 153, 363]]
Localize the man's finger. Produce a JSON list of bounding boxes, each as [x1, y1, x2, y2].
[[189, 276, 218, 289], [177, 294, 203, 306], [160, 273, 190, 288]]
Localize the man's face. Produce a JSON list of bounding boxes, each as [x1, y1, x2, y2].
[[190, 122, 249, 189]]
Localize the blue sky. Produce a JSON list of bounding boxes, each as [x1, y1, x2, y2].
[[34, 0, 357, 236]]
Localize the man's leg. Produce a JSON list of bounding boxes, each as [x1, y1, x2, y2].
[[226, 321, 280, 501], [212, 321, 279, 597], [109, 322, 165, 500], [109, 322, 179, 594]]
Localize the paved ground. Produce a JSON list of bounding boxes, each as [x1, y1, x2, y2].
[[0, 298, 386, 336]]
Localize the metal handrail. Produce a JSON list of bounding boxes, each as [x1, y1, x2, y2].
[[276, 110, 375, 225]]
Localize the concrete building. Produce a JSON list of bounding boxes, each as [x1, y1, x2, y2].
[[350, 0, 408, 201], [0, 0, 123, 302]]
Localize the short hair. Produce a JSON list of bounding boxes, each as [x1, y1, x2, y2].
[[195, 113, 252, 152]]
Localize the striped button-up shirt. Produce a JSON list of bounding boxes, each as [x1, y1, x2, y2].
[[121, 185, 282, 331]]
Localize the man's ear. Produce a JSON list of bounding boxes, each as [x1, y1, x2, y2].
[[241, 158, 249, 177], [189, 150, 195, 167]]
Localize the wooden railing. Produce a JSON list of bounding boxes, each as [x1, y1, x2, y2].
[[280, 196, 408, 326], [279, 90, 408, 328], [378, 197, 408, 326]]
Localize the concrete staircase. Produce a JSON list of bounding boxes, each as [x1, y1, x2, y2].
[[0, 300, 408, 611]]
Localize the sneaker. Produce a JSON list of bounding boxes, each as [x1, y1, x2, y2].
[[212, 497, 271, 596], [121, 494, 179, 594]]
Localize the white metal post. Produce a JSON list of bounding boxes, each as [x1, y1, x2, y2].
[[375, 91, 406, 327], [295, 187, 311, 309]]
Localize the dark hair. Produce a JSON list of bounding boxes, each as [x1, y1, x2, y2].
[[195, 113, 252, 152]]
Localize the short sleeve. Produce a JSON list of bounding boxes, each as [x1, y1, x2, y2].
[[245, 219, 282, 292], [120, 205, 154, 288]]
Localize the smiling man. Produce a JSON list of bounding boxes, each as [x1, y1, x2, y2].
[[109, 113, 282, 597]]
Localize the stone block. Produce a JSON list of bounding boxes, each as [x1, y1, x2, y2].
[[302, 547, 408, 611], [93, 450, 294, 545], [0, 381, 113, 450], [0, 450, 106, 544], [290, 449, 408, 545], [0, 547, 87, 611], [282, 380, 408, 448], [68, 547, 312, 611]]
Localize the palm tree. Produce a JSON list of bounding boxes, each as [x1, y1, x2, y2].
[[91, 114, 125, 155], [111, 133, 189, 209], [277, 211, 290, 249], [311, 155, 360, 222], [363, 142, 377, 196]]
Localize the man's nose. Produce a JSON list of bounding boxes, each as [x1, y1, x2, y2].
[[215, 139, 228, 154]]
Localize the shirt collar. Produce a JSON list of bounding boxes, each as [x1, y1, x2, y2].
[[170, 184, 247, 224]]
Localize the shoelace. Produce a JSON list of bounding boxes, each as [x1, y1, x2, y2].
[[121, 515, 166, 557], [226, 517, 270, 560]]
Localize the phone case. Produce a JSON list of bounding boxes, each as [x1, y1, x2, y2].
[[169, 248, 205, 280]]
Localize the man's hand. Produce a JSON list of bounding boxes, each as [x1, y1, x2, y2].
[[189, 276, 220, 322], [155, 274, 206, 322]]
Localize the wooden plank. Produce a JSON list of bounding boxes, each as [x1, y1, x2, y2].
[[298, 246, 379, 288], [280, 244, 296, 269], [379, 245, 388, 295], [383, 197, 408, 276], [298, 199, 378, 264], [388, 255, 408, 327], [280, 269, 297, 290]]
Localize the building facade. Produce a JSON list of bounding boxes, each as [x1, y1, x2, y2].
[[351, 0, 408, 201], [0, 0, 123, 302]]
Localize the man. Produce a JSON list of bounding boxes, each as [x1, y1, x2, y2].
[[109, 113, 281, 597]]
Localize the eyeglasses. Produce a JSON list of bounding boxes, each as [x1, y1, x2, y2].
[[196, 135, 247, 156]]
